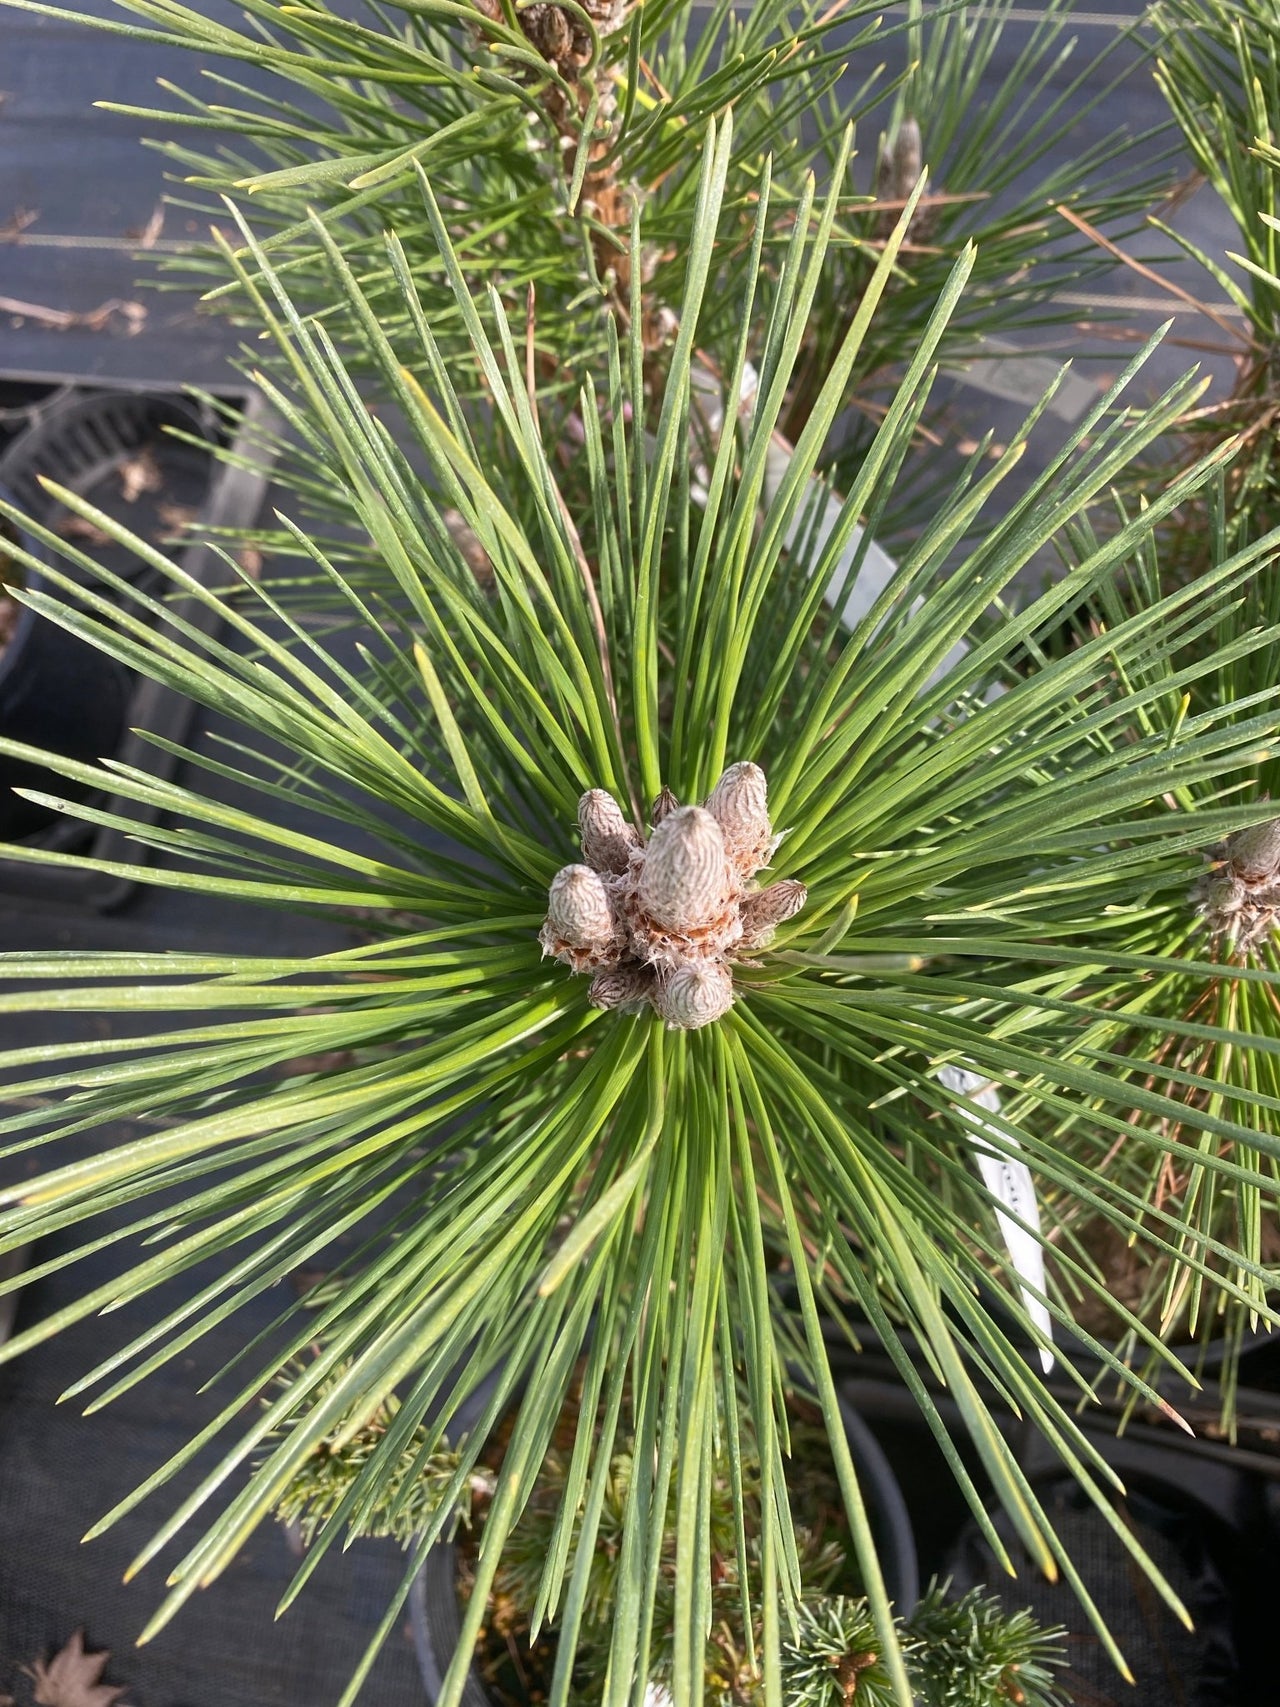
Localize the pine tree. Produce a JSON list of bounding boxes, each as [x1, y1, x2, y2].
[[0, 4, 1275, 1706]]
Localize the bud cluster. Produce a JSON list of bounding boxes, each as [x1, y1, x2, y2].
[[1193, 815, 1280, 952], [539, 763, 807, 1029]]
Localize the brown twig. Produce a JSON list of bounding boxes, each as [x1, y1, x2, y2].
[[814, 0, 854, 26], [127, 200, 166, 249], [864, 189, 989, 216], [1068, 320, 1245, 358], [0, 294, 146, 333], [1055, 202, 1251, 350], [638, 55, 670, 102], [0, 207, 38, 242]]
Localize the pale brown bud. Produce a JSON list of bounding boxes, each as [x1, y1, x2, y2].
[[740, 879, 808, 948], [1199, 873, 1239, 913], [891, 117, 923, 199], [876, 117, 922, 200], [443, 507, 493, 587], [588, 964, 656, 1011], [1227, 818, 1280, 881], [543, 864, 614, 950], [638, 806, 733, 932], [642, 305, 680, 352], [578, 789, 641, 875], [875, 116, 928, 241], [704, 761, 774, 877], [875, 138, 891, 200], [651, 786, 679, 827], [583, 0, 625, 23], [522, 2, 572, 64], [654, 962, 734, 1030]]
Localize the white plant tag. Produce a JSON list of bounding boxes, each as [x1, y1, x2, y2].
[[758, 410, 976, 686], [761, 438, 907, 635], [689, 360, 985, 688], [936, 1064, 1054, 1372], [688, 359, 906, 633]]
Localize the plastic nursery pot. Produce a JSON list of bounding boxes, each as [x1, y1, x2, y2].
[[409, 1384, 920, 1707], [0, 495, 130, 842], [944, 1473, 1248, 1707]]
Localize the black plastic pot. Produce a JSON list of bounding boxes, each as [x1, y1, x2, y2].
[[0, 378, 279, 907], [409, 1383, 919, 1706], [0, 1243, 31, 1346], [0, 500, 130, 841], [946, 1473, 1249, 1707]]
